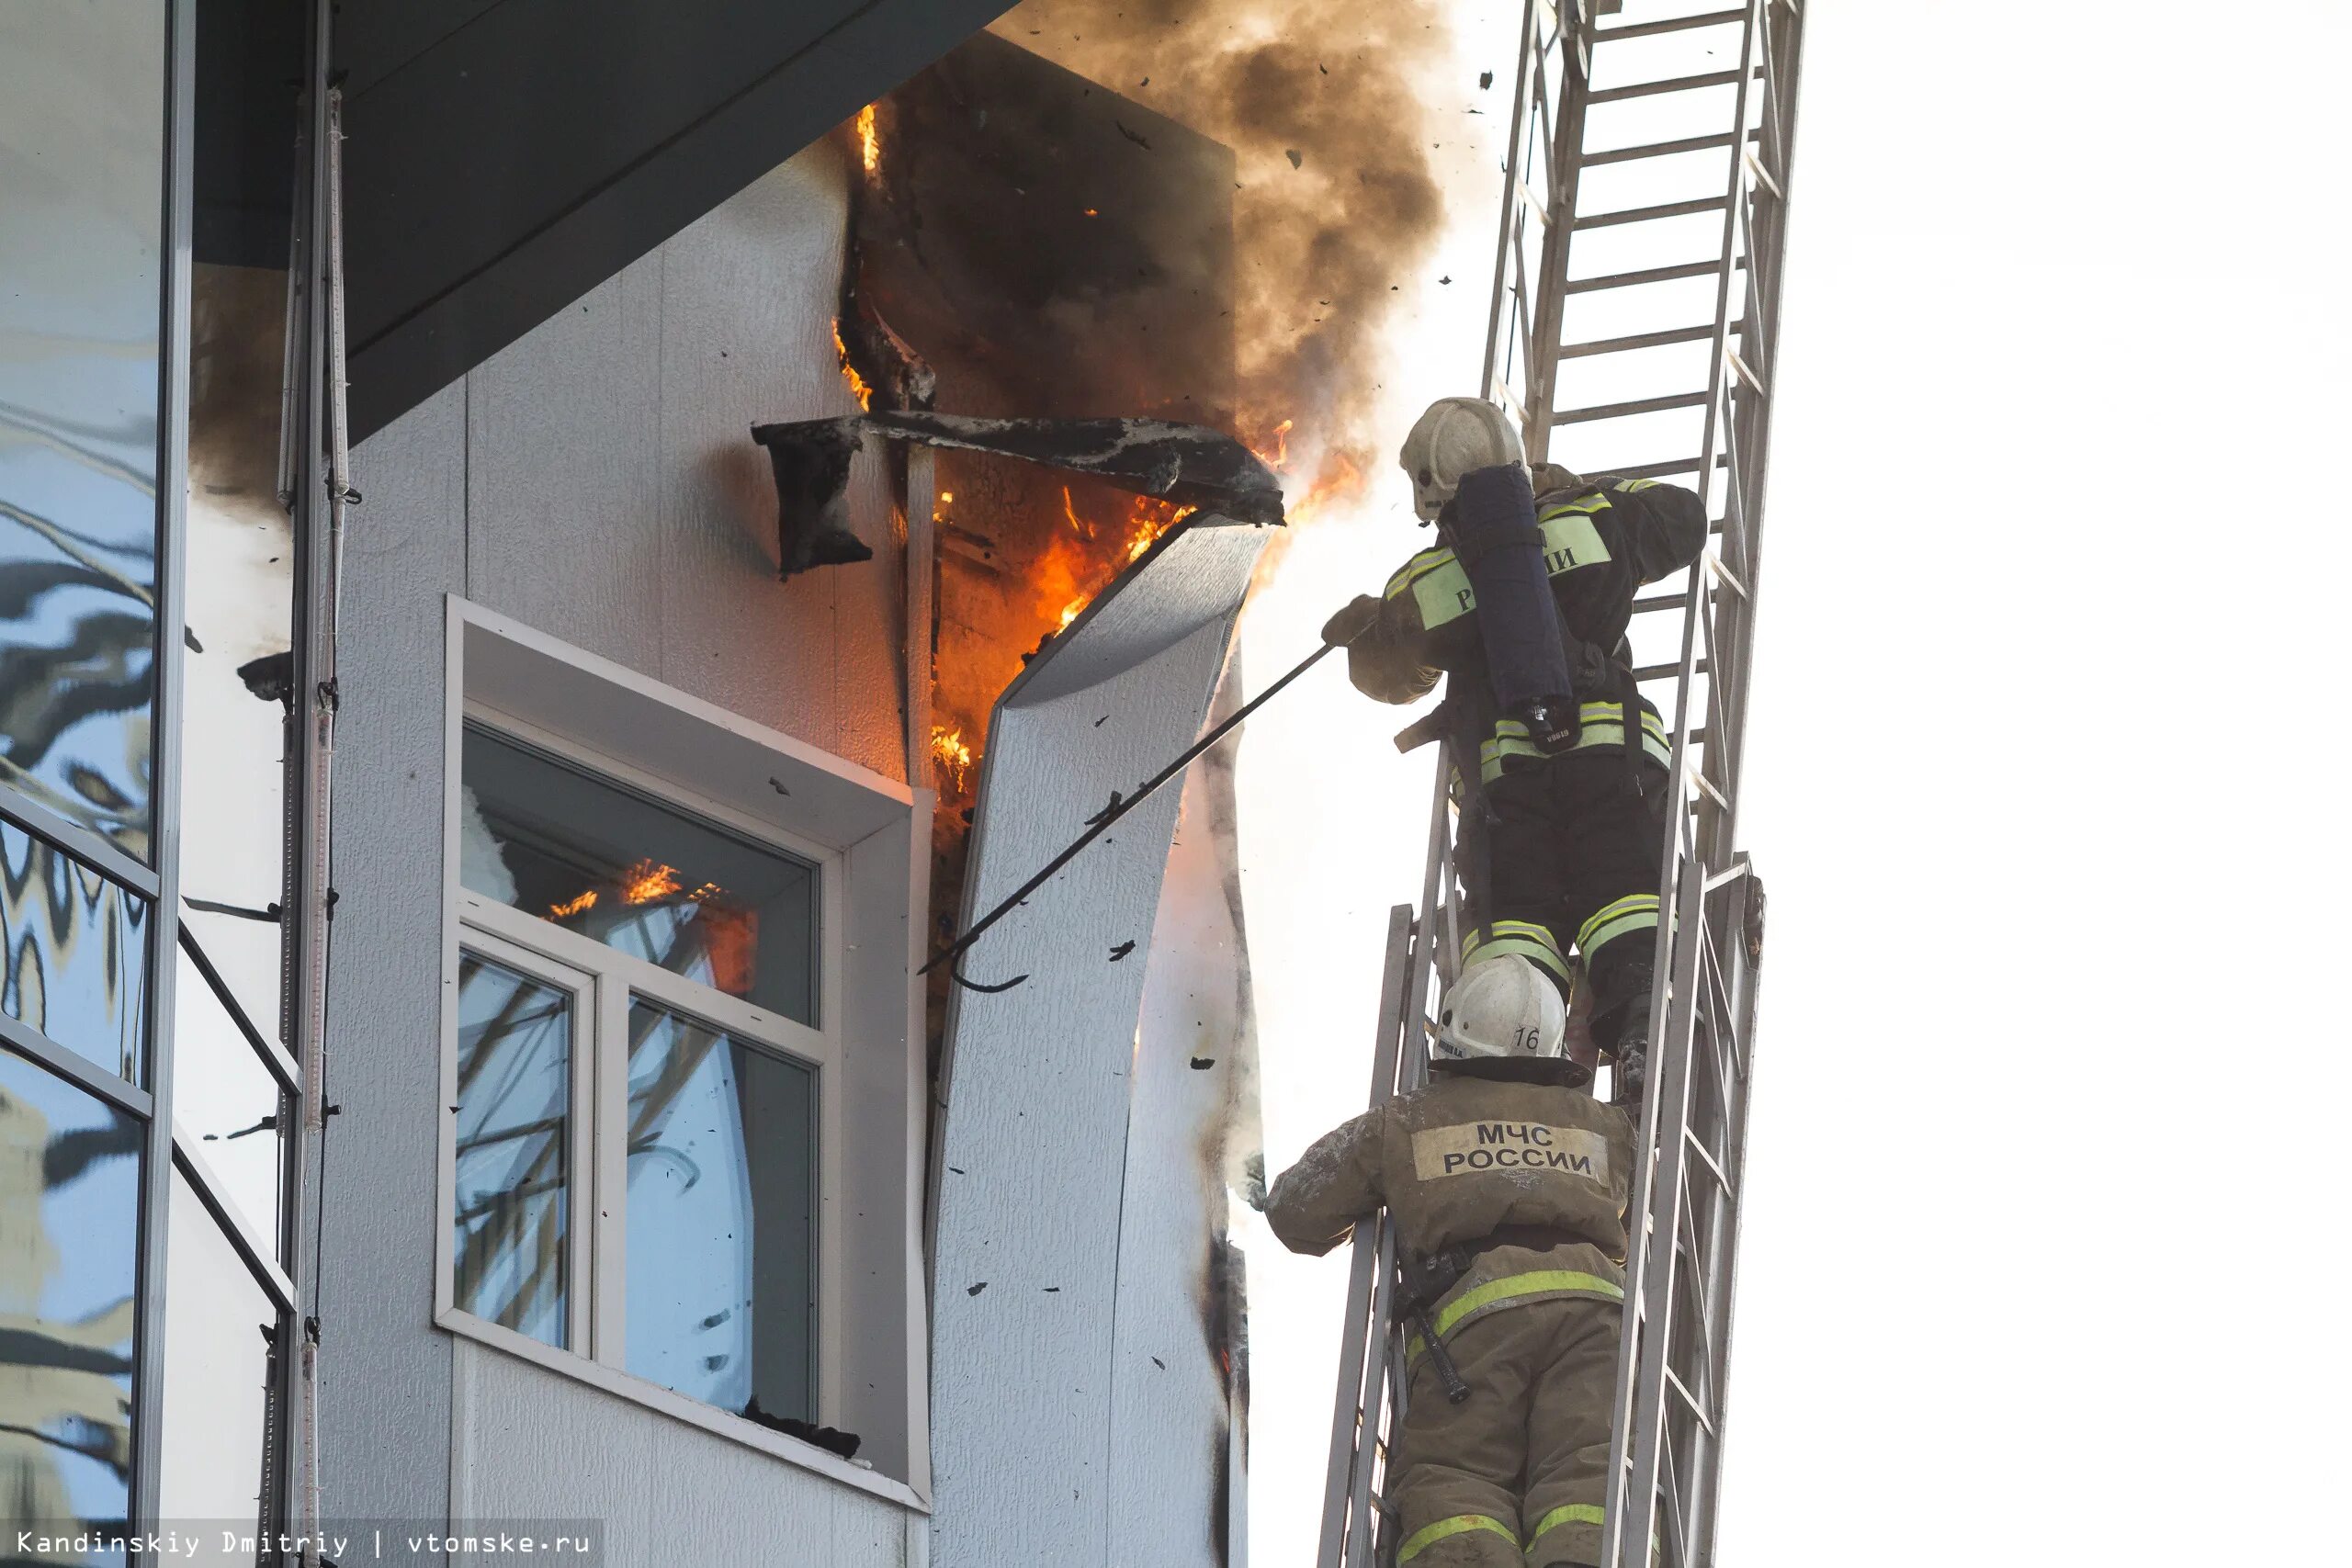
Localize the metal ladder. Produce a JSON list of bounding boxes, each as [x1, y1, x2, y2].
[[1313, 0, 1802, 1562]]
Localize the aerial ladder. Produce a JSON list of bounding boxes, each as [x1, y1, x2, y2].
[[1314, 1, 1803, 1563]]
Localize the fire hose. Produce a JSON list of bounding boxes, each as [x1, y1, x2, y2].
[[922, 632, 1347, 990]]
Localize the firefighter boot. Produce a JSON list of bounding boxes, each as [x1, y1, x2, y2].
[[1609, 992, 1652, 1114]]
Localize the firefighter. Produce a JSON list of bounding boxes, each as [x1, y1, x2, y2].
[[1262, 953, 1634, 1568], [1321, 397, 1707, 1109]]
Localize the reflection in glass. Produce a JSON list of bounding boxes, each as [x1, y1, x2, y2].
[[0, 1048, 141, 1547], [0, 1, 168, 858], [453, 953, 571, 1348], [625, 1001, 814, 1424], [1, 815, 149, 1085], [461, 725, 820, 1025], [174, 946, 284, 1250], [158, 1165, 274, 1550]]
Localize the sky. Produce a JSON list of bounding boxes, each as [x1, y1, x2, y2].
[[1233, 2, 2352, 1562]]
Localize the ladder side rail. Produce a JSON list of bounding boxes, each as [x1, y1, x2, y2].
[[1607, 0, 1775, 1551], [1521, 3, 1600, 463], [1347, 1221, 1404, 1567], [1482, 0, 1548, 402], [1602, 520, 1714, 1564], [1682, 870, 1763, 1566], [1615, 852, 1716, 1567], [1699, 0, 1805, 874], [1317, 904, 1421, 1568]]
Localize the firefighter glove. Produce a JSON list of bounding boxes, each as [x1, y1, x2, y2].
[[1321, 594, 1385, 648]]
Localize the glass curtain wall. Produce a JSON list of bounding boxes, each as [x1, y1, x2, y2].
[[0, 3, 300, 1557]]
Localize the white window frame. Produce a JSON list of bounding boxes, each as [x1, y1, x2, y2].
[[434, 598, 932, 1510]]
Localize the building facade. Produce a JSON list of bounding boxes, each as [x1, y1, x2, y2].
[[2, 5, 1261, 1564]]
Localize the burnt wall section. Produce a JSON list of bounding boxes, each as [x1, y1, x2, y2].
[[326, 144, 922, 1563], [854, 33, 1239, 1066], [859, 28, 1238, 744], [860, 31, 1237, 426]]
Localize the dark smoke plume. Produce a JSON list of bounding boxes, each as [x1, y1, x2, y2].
[[992, 0, 1446, 476]]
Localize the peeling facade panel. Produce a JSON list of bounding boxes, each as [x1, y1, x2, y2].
[[931, 516, 1271, 1566]]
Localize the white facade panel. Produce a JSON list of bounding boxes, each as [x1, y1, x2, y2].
[[332, 141, 923, 1564]]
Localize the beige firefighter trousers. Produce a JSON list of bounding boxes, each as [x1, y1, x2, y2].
[[1389, 1292, 1621, 1568]]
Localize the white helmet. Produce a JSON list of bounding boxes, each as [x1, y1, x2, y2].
[[1433, 954, 1567, 1061], [1398, 397, 1525, 522]]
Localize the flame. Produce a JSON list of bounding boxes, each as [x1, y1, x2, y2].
[[1289, 449, 1366, 524], [620, 859, 684, 906], [1060, 487, 1092, 537], [1124, 497, 1190, 561], [855, 104, 880, 176], [548, 889, 598, 920], [932, 726, 976, 794], [831, 321, 875, 412], [1256, 418, 1295, 472]]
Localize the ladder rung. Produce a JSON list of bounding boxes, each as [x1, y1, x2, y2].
[[1631, 592, 1687, 614], [1583, 128, 1760, 167], [1561, 321, 1741, 359], [1588, 67, 1755, 105], [1594, 6, 1747, 41], [1608, 454, 1728, 481], [1633, 659, 1709, 682], [1563, 257, 1737, 295], [1554, 390, 1710, 425], [1574, 195, 1729, 231]]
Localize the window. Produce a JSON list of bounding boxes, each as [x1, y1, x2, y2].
[[439, 603, 928, 1495], [447, 718, 830, 1427]]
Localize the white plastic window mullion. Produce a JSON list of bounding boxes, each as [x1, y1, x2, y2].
[[592, 968, 629, 1368]]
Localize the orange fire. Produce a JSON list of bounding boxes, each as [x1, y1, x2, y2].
[[620, 859, 684, 906], [855, 105, 880, 176], [1290, 448, 1365, 523], [1125, 497, 1189, 562], [548, 889, 598, 920], [831, 321, 876, 412], [1257, 417, 1295, 471], [932, 726, 976, 794]]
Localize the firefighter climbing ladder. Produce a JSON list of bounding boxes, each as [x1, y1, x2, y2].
[[1315, 0, 1802, 1563]]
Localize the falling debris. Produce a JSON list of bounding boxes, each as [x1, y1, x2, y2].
[[1439, 275, 1453, 284], [1108, 940, 1137, 962], [1151, 1358, 1167, 1370], [1114, 119, 1153, 150], [1480, 70, 1495, 89], [1043, 1286, 1062, 1293], [1189, 1056, 1216, 1070], [1284, 148, 1304, 169], [967, 1281, 989, 1297]]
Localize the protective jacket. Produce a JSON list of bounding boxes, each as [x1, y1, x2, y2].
[[1265, 1057, 1633, 1359], [1348, 468, 1707, 786], [1266, 1058, 1636, 1568]]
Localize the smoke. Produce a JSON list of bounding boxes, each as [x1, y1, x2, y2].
[[993, 0, 1448, 481]]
